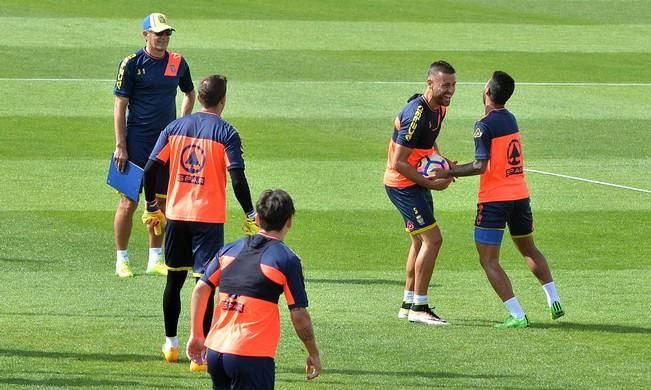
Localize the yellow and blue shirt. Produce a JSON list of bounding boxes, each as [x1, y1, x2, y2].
[[384, 94, 447, 188], [114, 49, 193, 142]]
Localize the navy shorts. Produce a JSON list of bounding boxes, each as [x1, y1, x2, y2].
[[207, 349, 275, 390], [385, 185, 437, 235], [474, 198, 534, 245], [127, 133, 169, 196], [164, 220, 224, 276]]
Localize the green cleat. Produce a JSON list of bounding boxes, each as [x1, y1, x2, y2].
[[550, 301, 565, 320], [495, 315, 529, 329], [116, 261, 134, 278]]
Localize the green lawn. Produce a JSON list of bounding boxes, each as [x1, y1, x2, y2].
[[0, 1, 650, 389]]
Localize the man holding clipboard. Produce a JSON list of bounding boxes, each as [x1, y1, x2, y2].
[[111, 13, 196, 278]]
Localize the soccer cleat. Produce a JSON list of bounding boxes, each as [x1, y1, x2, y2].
[[162, 345, 179, 363], [398, 301, 412, 319], [495, 315, 529, 329], [116, 261, 134, 278], [408, 304, 449, 325], [190, 361, 208, 372], [550, 301, 565, 320], [146, 260, 168, 276]]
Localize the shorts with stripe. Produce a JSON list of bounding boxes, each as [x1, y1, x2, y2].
[[475, 198, 533, 245], [165, 219, 224, 276], [385, 185, 437, 235]]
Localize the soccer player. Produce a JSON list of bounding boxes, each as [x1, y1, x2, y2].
[[433, 71, 565, 328], [112, 13, 196, 278], [141, 74, 259, 370], [383, 61, 456, 325], [186, 189, 321, 389]]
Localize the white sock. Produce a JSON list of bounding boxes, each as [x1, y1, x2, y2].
[[413, 294, 428, 306], [116, 250, 129, 264], [504, 297, 526, 320], [542, 282, 560, 306], [165, 336, 178, 349], [148, 248, 163, 266], [403, 290, 414, 303]]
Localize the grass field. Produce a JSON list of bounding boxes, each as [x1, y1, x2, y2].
[[1, 1, 650, 389]]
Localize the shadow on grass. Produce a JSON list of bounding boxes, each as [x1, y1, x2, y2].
[[453, 319, 651, 334], [278, 366, 516, 382], [1, 312, 158, 319], [531, 321, 651, 334], [0, 257, 53, 263], [309, 278, 440, 288], [0, 377, 151, 388], [0, 348, 159, 362]]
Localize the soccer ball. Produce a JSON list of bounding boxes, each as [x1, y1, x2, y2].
[[417, 153, 449, 176]]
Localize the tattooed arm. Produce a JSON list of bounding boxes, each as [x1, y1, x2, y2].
[[290, 307, 321, 380]]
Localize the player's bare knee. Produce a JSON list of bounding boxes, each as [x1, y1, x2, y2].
[[479, 254, 500, 270], [420, 228, 442, 247], [118, 196, 138, 214]]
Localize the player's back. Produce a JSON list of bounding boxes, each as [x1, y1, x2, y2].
[[476, 109, 529, 202], [204, 235, 307, 358], [155, 112, 244, 223]]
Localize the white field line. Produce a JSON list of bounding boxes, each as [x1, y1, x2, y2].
[[1, 78, 651, 87], [1, 77, 648, 193], [525, 169, 651, 194]]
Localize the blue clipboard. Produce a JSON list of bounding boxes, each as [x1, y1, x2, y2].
[[107, 154, 144, 202]]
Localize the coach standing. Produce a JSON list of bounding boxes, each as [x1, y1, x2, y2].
[[112, 13, 196, 278]]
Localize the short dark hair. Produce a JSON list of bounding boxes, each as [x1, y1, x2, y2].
[[199, 74, 227, 108], [428, 60, 456, 78], [256, 189, 295, 231], [488, 71, 515, 105]]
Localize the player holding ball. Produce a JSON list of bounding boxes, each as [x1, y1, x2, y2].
[[383, 61, 456, 325]]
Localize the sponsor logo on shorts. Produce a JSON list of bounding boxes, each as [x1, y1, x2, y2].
[[406, 220, 415, 232]]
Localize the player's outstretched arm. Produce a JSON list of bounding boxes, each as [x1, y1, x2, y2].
[[290, 308, 321, 380], [186, 280, 212, 364], [450, 159, 487, 178]]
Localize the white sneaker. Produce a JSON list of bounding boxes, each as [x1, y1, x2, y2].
[[408, 305, 449, 325], [398, 302, 411, 319]]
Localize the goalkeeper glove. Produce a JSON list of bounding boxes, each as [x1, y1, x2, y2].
[[242, 211, 260, 236], [142, 200, 167, 236]]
